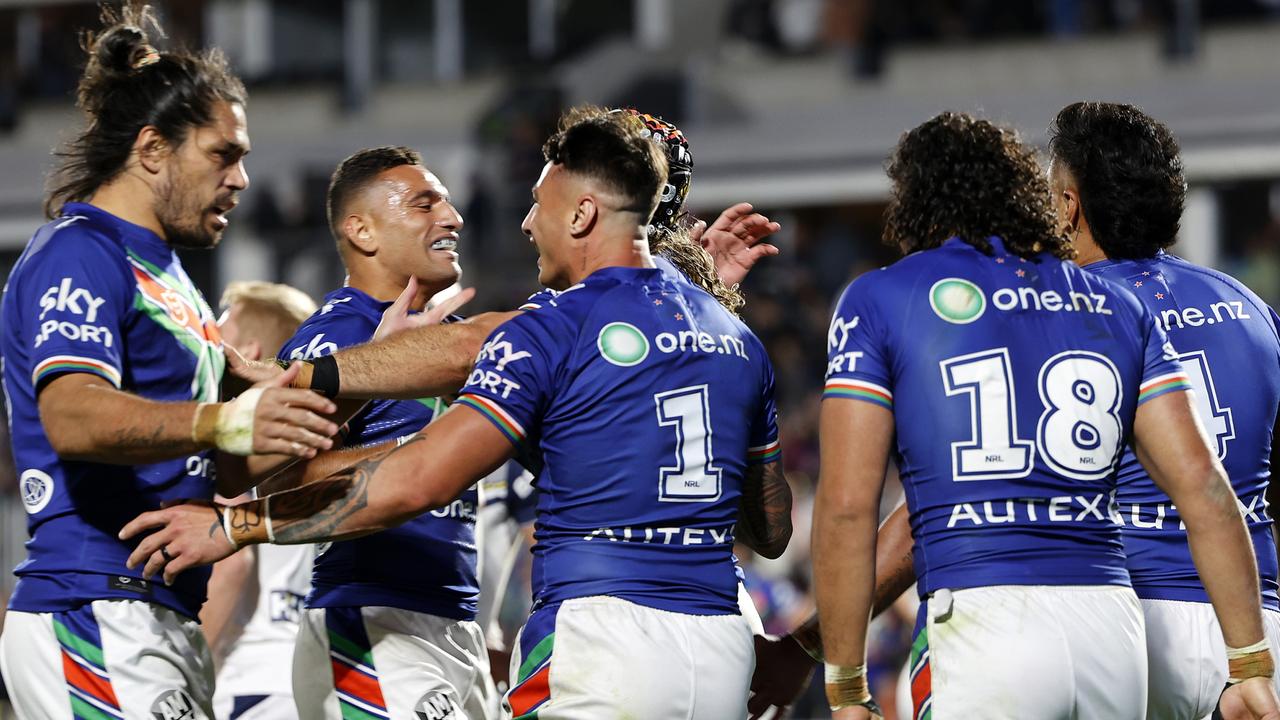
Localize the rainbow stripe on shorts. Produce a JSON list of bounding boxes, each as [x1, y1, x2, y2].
[[325, 607, 390, 720], [54, 607, 124, 720], [507, 605, 560, 719]]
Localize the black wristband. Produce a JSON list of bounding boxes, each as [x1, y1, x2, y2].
[[308, 355, 340, 398]]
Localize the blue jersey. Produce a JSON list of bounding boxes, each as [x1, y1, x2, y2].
[[825, 237, 1189, 596], [279, 286, 479, 620], [457, 263, 781, 615], [1, 203, 224, 618], [1087, 252, 1280, 610]]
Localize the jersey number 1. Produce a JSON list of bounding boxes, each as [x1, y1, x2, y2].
[[655, 385, 723, 502]]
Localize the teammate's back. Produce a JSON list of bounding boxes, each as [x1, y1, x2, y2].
[[1047, 102, 1280, 719], [827, 236, 1184, 595], [1090, 253, 1280, 607], [460, 262, 779, 615]]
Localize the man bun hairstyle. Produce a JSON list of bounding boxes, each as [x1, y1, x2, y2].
[[45, 2, 247, 218], [885, 111, 1072, 261], [326, 145, 424, 243], [1048, 102, 1186, 260], [543, 105, 668, 222]]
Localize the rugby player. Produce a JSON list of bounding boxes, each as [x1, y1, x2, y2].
[[475, 106, 781, 694], [813, 112, 1279, 719], [280, 146, 496, 720], [1048, 101, 1280, 719], [205, 281, 319, 720], [123, 107, 792, 720], [0, 6, 337, 717]]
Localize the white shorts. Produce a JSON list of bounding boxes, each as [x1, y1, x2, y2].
[[908, 585, 1146, 720], [505, 595, 753, 720], [1142, 598, 1280, 720], [213, 639, 299, 720], [293, 606, 497, 720], [0, 599, 214, 719]]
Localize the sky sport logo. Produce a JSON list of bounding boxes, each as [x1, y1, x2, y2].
[[930, 278, 986, 324], [597, 322, 650, 367]]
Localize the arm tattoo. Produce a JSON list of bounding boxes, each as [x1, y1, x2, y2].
[[228, 505, 262, 535], [109, 424, 187, 454], [737, 462, 793, 558], [207, 508, 222, 539], [270, 435, 426, 544]]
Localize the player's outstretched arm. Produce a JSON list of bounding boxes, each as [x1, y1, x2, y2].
[[38, 366, 337, 465], [225, 312, 516, 401], [251, 436, 401, 496], [120, 404, 514, 585], [1135, 390, 1280, 713], [217, 397, 372, 497], [813, 398, 894, 720], [737, 461, 793, 559], [749, 501, 914, 719]]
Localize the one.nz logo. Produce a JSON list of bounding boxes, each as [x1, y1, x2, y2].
[[151, 688, 197, 720], [929, 278, 986, 324], [597, 322, 649, 367]]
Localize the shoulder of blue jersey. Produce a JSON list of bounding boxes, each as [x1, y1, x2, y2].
[[23, 214, 124, 268], [280, 293, 377, 360], [1161, 255, 1276, 320]]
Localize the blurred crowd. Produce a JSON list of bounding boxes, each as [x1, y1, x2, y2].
[[3, 0, 1280, 131]]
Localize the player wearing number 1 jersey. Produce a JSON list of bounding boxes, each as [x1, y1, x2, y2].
[[1050, 102, 1280, 720], [812, 112, 1279, 720]]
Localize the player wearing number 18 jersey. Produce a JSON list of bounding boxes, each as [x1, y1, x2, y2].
[[813, 112, 1278, 720], [1050, 102, 1280, 719]]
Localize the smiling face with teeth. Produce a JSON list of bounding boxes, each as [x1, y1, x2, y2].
[[349, 164, 465, 300]]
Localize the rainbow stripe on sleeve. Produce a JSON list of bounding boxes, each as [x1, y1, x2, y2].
[[1138, 372, 1191, 404], [747, 439, 782, 464], [32, 355, 122, 389], [456, 394, 526, 446], [823, 379, 893, 410]]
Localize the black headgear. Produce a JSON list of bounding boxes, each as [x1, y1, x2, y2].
[[617, 108, 694, 232]]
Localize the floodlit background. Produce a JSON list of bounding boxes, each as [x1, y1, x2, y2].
[[1, 1, 1280, 716]]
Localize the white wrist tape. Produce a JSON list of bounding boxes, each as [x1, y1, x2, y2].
[[220, 508, 239, 550], [1228, 639, 1271, 659], [263, 495, 276, 543], [824, 663, 867, 684], [1227, 638, 1275, 683], [825, 663, 872, 710], [215, 388, 263, 455]]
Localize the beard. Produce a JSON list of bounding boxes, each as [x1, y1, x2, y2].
[[154, 174, 225, 250]]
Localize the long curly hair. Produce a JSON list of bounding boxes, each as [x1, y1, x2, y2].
[[650, 223, 745, 315], [1048, 102, 1185, 260], [884, 111, 1072, 261]]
